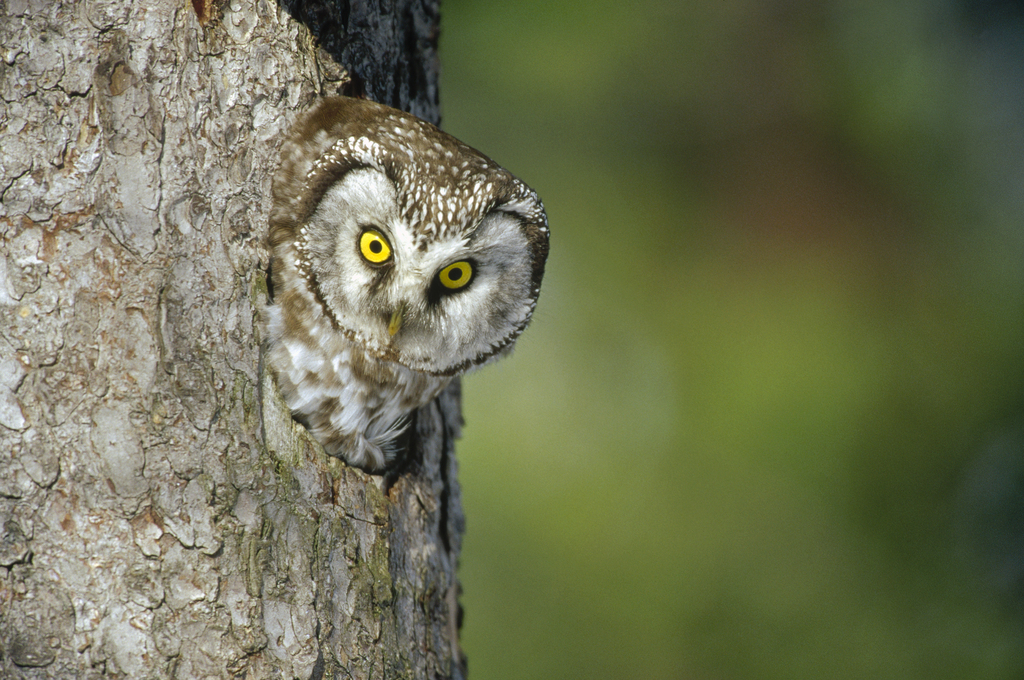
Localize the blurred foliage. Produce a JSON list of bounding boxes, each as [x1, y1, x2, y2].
[[437, 1, 1024, 678]]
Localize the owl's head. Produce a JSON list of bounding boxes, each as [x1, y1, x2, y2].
[[269, 97, 549, 376]]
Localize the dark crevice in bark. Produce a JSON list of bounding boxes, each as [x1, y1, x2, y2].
[[277, 0, 439, 117], [437, 399, 454, 555]]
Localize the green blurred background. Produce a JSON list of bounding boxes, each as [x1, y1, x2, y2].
[[436, 1, 1024, 678]]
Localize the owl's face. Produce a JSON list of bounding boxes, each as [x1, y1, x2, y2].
[[269, 97, 549, 376]]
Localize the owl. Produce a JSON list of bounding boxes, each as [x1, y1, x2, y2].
[[265, 97, 549, 472]]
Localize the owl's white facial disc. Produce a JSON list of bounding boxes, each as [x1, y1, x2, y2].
[[302, 168, 536, 375]]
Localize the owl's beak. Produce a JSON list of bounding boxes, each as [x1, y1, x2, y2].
[[387, 302, 407, 338]]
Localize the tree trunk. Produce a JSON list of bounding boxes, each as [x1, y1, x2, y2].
[[0, 1, 466, 678]]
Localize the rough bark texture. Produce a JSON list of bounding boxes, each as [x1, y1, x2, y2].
[[0, 0, 466, 678]]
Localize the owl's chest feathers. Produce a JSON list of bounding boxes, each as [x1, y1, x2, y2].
[[267, 283, 450, 440]]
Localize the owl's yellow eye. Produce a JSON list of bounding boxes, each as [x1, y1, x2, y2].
[[359, 229, 392, 264], [438, 261, 473, 290]]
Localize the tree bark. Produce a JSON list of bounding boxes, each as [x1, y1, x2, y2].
[[0, 1, 465, 678]]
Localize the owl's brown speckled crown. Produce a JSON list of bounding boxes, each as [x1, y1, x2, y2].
[[270, 97, 548, 280]]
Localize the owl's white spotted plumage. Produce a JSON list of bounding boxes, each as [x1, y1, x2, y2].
[[266, 97, 549, 472]]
